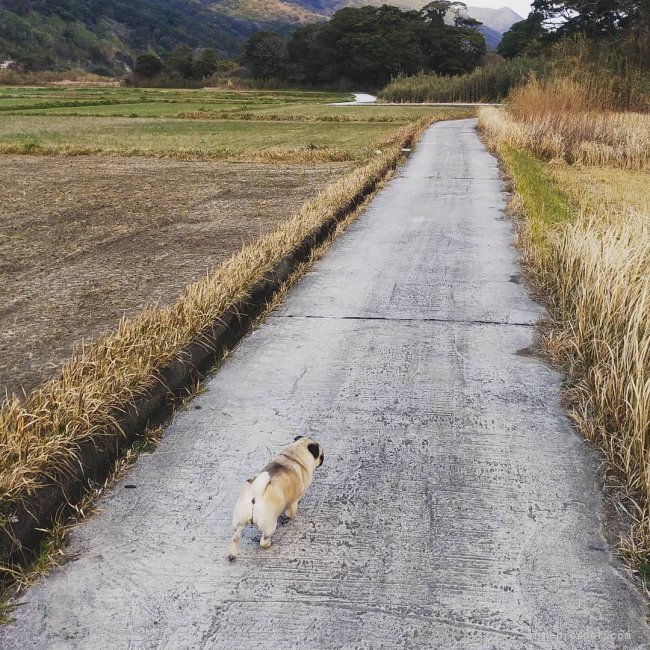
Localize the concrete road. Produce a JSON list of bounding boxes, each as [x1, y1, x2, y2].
[[2, 120, 648, 649], [330, 92, 378, 105]]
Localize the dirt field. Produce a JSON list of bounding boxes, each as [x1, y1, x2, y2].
[[0, 155, 350, 396]]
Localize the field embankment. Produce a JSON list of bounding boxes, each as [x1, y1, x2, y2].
[[479, 78, 650, 577], [0, 85, 460, 583]]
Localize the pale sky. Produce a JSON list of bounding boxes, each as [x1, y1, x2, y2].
[[470, 0, 533, 19]]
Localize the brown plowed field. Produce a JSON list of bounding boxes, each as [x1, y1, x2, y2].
[[0, 155, 349, 395]]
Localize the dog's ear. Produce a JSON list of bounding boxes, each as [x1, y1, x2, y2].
[[307, 442, 320, 459], [294, 435, 304, 441]]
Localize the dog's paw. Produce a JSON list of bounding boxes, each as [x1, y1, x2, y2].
[[227, 554, 236, 563]]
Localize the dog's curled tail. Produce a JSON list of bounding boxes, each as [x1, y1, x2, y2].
[[250, 471, 271, 502]]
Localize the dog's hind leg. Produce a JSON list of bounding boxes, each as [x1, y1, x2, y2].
[[285, 501, 298, 520], [228, 480, 255, 562], [228, 521, 246, 562]]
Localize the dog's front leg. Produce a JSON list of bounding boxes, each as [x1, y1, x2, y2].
[[259, 520, 277, 549]]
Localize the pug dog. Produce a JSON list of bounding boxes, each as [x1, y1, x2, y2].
[[228, 436, 324, 562]]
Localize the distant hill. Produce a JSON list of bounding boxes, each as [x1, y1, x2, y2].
[[465, 6, 524, 49], [0, 0, 320, 73], [466, 6, 524, 33], [212, 0, 325, 25], [0, 1, 523, 73], [476, 23, 506, 50]]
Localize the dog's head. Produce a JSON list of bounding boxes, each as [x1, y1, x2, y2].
[[294, 435, 324, 468]]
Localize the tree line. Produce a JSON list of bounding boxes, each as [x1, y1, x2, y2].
[[497, 0, 647, 70], [383, 0, 647, 108], [133, 46, 223, 83], [243, 2, 487, 89]]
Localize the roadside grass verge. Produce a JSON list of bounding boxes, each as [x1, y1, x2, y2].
[[479, 105, 650, 581], [0, 425, 165, 624], [0, 179, 384, 622], [0, 116, 432, 582], [496, 147, 574, 254]]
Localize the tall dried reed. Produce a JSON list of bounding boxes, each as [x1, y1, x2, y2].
[[543, 206, 650, 565], [380, 57, 544, 103], [491, 77, 650, 169]]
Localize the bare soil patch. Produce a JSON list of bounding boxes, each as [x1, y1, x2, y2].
[[0, 155, 349, 396]]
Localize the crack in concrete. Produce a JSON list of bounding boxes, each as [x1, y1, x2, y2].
[[276, 313, 537, 327]]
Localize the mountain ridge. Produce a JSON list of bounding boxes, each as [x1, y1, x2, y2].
[[0, 0, 523, 73]]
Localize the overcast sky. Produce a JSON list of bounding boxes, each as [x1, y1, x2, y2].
[[470, 0, 533, 19]]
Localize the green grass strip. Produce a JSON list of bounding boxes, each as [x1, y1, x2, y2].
[[499, 146, 575, 251]]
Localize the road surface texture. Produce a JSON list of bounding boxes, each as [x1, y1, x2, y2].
[[3, 120, 648, 649]]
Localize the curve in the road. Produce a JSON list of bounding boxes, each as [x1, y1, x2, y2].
[[330, 92, 378, 105]]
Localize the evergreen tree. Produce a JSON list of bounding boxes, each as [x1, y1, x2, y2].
[[243, 31, 288, 79], [134, 52, 164, 79], [193, 49, 220, 79]]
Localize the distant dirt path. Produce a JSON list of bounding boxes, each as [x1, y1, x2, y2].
[[2, 120, 647, 648]]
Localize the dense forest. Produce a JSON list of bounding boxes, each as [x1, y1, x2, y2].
[[243, 2, 487, 88]]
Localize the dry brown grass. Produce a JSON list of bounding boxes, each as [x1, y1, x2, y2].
[[0, 423, 165, 621], [0, 162, 389, 614], [542, 178, 650, 567], [479, 98, 650, 572], [242, 146, 353, 164], [483, 77, 650, 170], [0, 119, 428, 509]]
